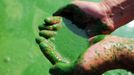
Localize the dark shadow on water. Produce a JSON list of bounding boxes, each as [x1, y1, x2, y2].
[[62, 18, 88, 38]]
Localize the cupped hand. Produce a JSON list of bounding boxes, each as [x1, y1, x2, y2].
[[36, 16, 69, 65], [49, 35, 134, 75], [53, 1, 112, 37]]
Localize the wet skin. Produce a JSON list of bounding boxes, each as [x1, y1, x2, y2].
[[36, 16, 134, 75]]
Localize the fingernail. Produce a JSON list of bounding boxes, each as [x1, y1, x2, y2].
[[44, 16, 62, 25]]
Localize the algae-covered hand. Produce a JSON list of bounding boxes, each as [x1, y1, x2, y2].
[[74, 35, 134, 75], [36, 16, 75, 75], [49, 35, 134, 75], [36, 16, 68, 65], [36, 16, 76, 75], [39, 16, 62, 31], [36, 17, 134, 75]]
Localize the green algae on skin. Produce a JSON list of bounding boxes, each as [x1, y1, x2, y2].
[[89, 35, 106, 45], [38, 15, 134, 75], [45, 24, 62, 30], [39, 24, 62, 30], [48, 37, 55, 43], [49, 62, 76, 75], [36, 16, 70, 65], [76, 36, 134, 75], [40, 41, 61, 64], [44, 16, 62, 25], [36, 37, 69, 64], [39, 30, 57, 38]]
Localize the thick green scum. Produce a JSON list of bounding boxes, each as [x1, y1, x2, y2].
[[0, 0, 134, 75]]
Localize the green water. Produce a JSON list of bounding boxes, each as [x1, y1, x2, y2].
[[0, 0, 134, 75]]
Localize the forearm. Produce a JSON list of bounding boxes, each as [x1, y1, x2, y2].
[[100, 0, 134, 30], [74, 36, 134, 75]]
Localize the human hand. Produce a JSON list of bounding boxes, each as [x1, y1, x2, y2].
[[53, 1, 112, 37], [35, 12, 134, 75], [36, 16, 69, 65], [75, 35, 134, 75], [49, 35, 134, 75], [54, 0, 134, 38]]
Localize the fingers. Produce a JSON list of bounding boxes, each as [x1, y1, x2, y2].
[[39, 16, 62, 38], [44, 16, 62, 25], [36, 36, 45, 44], [39, 30, 57, 38], [36, 16, 69, 65], [36, 36, 59, 64], [39, 24, 62, 30], [39, 16, 62, 30], [45, 24, 62, 30]]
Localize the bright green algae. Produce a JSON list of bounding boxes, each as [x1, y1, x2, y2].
[[0, 0, 134, 75]]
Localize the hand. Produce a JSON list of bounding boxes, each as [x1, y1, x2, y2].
[[35, 14, 134, 75], [53, 1, 112, 37], [75, 35, 134, 75], [36, 16, 69, 65], [54, 0, 134, 37], [49, 35, 134, 75]]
